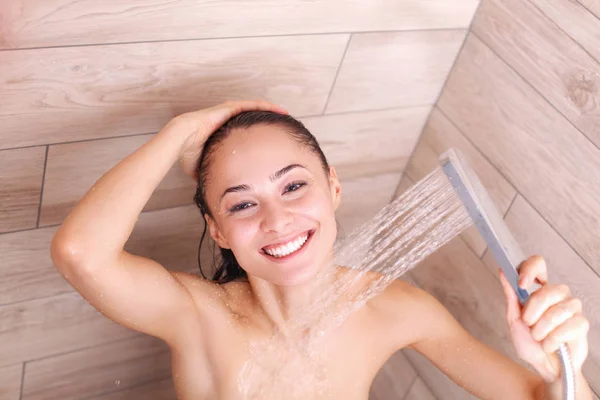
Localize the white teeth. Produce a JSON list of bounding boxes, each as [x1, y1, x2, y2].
[[264, 233, 309, 258]]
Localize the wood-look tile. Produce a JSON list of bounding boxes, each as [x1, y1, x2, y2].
[[2, 203, 210, 306], [1, 35, 348, 150], [336, 173, 401, 237], [0, 292, 137, 368], [404, 377, 436, 400], [40, 134, 192, 226], [302, 106, 430, 181], [0, 364, 23, 400], [0, 147, 46, 233], [403, 348, 478, 400], [22, 335, 170, 400], [578, 0, 600, 19], [325, 31, 466, 114], [0, 0, 479, 49], [473, 0, 600, 148], [369, 351, 417, 400], [528, 0, 600, 62], [87, 378, 176, 400], [483, 194, 600, 394], [438, 34, 600, 275], [404, 107, 517, 258]]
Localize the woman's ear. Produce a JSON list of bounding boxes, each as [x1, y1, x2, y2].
[[204, 214, 231, 249], [328, 166, 342, 210]]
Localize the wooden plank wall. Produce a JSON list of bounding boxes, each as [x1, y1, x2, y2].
[[397, 0, 600, 398], [0, 1, 479, 399]]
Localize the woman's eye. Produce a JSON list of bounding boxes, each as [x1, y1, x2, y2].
[[230, 202, 253, 213], [284, 181, 307, 193]]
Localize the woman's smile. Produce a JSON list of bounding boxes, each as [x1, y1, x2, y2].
[[261, 229, 315, 262]]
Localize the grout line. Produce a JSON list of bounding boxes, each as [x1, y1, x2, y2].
[[435, 106, 600, 282], [36, 146, 49, 228], [402, 375, 419, 400], [575, 0, 600, 22], [321, 33, 352, 115], [0, 27, 468, 53], [527, 0, 600, 65], [0, 290, 74, 308], [471, 28, 600, 155], [18, 362, 26, 400]]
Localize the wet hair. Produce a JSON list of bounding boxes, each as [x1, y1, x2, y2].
[[193, 111, 331, 284]]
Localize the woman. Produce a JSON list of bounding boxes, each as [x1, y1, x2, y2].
[[51, 100, 593, 399]]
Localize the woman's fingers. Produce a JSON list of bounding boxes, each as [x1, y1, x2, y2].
[[518, 255, 548, 290], [530, 297, 583, 341], [541, 313, 590, 354], [498, 268, 522, 326], [522, 283, 571, 327]]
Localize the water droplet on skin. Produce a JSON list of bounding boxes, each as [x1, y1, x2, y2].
[[115, 380, 120, 385]]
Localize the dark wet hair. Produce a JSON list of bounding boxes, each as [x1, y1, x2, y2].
[[193, 111, 331, 284]]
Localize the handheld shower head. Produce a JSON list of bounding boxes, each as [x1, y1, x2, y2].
[[439, 148, 575, 400]]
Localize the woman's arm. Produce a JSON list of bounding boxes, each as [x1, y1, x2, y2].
[[50, 100, 288, 344]]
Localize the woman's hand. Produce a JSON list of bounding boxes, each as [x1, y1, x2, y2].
[[498, 255, 590, 383], [175, 100, 288, 179]]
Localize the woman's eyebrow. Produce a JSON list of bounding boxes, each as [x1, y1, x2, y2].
[[220, 164, 307, 200]]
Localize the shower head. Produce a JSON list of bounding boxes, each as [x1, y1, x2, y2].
[[439, 148, 574, 400]]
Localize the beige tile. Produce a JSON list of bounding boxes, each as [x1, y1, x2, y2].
[[326, 31, 466, 113], [578, 0, 600, 19], [0, 0, 479, 49], [40, 134, 192, 226], [22, 335, 170, 400], [1, 205, 211, 306], [528, 0, 600, 62], [0, 147, 46, 233], [302, 107, 430, 180], [404, 107, 517, 258], [336, 173, 402, 237], [0, 292, 137, 368], [0, 364, 23, 400], [1, 35, 348, 150], [483, 195, 600, 394], [87, 378, 176, 400], [403, 348, 478, 400], [404, 378, 436, 400], [473, 0, 600, 148], [439, 34, 600, 275], [369, 351, 417, 400]]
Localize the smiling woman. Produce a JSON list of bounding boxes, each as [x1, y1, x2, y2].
[[192, 111, 338, 285], [50, 100, 593, 400]]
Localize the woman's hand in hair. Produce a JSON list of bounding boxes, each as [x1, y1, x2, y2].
[[176, 100, 288, 179]]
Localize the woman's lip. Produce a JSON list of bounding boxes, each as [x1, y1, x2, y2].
[[261, 230, 315, 260], [261, 230, 314, 251]]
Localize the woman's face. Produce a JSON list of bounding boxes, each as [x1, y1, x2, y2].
[[203, 124, 342, 286]]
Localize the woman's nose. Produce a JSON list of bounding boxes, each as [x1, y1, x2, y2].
[[260, 202, 293, 233]]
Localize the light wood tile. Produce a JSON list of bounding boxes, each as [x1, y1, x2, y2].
[[336, 173, 402, 237], [302, 107, 430, 181], [40, 134, 192, 226], [87, 378, 176, 400], [325, 31, 466, 114], [0, 292, 137, 368], [1, 35, 348, 150], [369, 351, 417, 400], [403, 348, 478, 400], [22, 335, 170, 400], [404, 377, 436, 400], [0, 364, 23, 400], [0, 0, 479, 49], [404, 107, 517, 258], [473, 0, 600, 148], [578, 0, 600, 19], [528, 0, 600, 62], [0, 147, 46, 233], [483, 195, 600, 394], [438, 34, 600, 275], [2, 204, 210, 306]]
